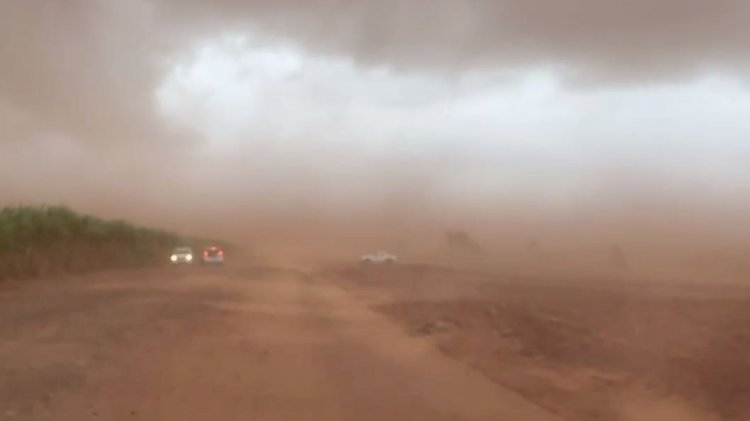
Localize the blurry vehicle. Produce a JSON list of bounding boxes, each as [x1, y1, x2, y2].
[[360, 251, 397, 265], [170, 247, 194, 264], [201, 246, 225, 265]]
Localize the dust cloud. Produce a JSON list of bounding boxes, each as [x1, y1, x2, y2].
[[1, 1, 750, 282]]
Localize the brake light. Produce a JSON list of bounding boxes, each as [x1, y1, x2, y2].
[[203, 251, 208, 257], [218, 250, 224, 256]]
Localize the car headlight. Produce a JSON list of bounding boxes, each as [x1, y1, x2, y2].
[[186, 255, 193, 261], [170, 255, 177, 262]]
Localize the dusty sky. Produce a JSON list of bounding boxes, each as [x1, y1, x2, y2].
[[1, 0, 750, 262]]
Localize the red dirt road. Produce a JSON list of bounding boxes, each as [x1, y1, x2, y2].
[[0, 267, 557, 421]]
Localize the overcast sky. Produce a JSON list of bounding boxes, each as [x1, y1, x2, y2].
[[1, 0, 749, 236]]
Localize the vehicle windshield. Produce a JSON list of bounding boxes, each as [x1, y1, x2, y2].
[[173, 248, 192, 254]]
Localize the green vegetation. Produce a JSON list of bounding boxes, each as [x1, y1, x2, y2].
[[0, 206, 222, 280]]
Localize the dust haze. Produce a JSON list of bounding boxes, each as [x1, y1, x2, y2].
[[2, 0, 750, 281]]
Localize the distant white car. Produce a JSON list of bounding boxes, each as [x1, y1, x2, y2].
[[360, 251, 398, 265], [170, 247, 194, 264]]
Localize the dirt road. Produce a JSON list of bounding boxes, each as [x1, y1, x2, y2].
[[0, 266, 557, 421]]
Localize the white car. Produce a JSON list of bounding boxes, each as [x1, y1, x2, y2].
[[360, 251, 398, 265], [170, 247, 194, 264]]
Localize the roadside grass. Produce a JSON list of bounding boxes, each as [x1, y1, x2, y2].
[[0, 205, 227, 280]]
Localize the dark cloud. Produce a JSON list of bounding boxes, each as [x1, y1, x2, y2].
[[1, 0, 747, 145], [163, 0, 750, 80]]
